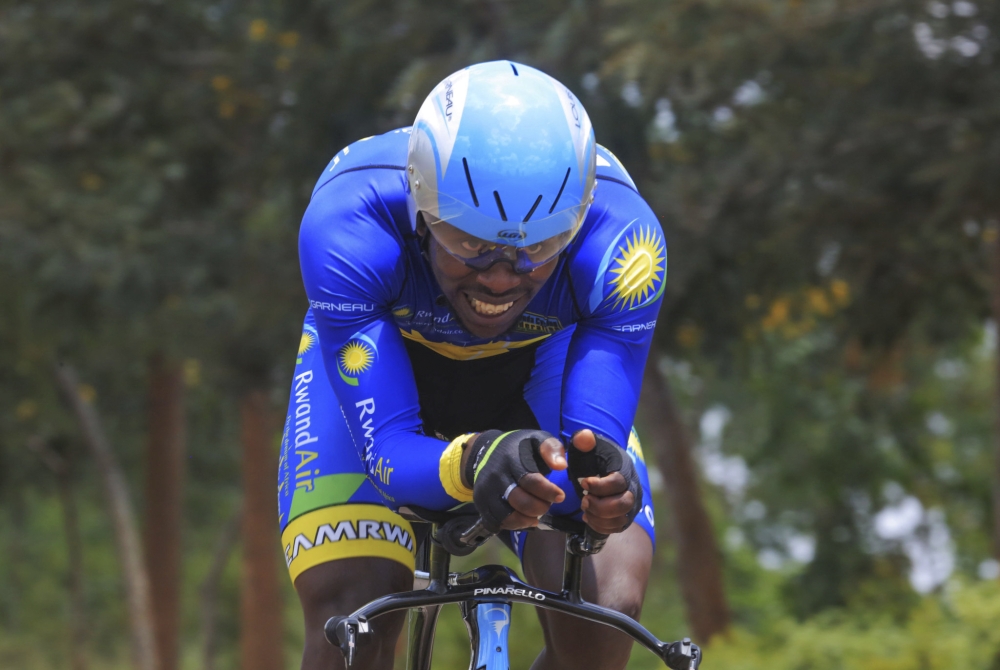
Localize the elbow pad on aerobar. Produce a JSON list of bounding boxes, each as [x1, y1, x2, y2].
[[465, 429, 554, 533], [567, 432, 643, 530]]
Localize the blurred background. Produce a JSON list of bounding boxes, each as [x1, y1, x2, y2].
[[2, 0, 1000, 668]]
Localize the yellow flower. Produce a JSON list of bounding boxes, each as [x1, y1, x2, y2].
[[81, 172, 103, 191], [761, 297, 790, 331], [829, 279, 851, 307], [983, 226, 999, 244], [249, 19, 269, 40], [277, 31, 300, 48], [211, 75, 232, 91], [16, 400, 37, 421], [275, 55, 292, 71], [782, 317, 815, 339], [78, 385, 97, 403], [183, 359, 201, 388], [676, 323, 702, 349], [806, 287, 833, 316], [218, 101, 236, 119]]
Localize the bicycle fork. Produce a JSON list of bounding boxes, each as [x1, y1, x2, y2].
[[461, 600, 512, 670]]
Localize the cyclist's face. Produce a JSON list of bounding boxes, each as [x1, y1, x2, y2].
[[426, 233, 559, 339]]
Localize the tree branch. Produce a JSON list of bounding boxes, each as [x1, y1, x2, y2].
[[54, 363, 160, 670], [640, 357, 731, 642], [200, 506, 242, 670]]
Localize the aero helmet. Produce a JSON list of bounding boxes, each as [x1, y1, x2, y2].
[[407, 61, 597, 272]]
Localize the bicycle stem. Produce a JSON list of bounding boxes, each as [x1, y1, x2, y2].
[[561, 545, 584, 603], [428, 536, 452, 593]]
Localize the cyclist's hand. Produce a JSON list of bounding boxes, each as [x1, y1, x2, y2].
[[462, 429, 567, 532], [568, 429, 643, 535]]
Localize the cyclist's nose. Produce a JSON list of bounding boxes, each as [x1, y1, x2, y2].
[[475, 260, 521, 294]]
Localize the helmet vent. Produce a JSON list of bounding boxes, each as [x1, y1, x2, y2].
[[510, 63, 519, 76], [493, 191, 508, 222], [523, 194, 543, 222], [548, 168, 572, 214], [462, 157, 480, 207]]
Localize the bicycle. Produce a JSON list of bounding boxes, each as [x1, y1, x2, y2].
[[325, 506, 703, 669]]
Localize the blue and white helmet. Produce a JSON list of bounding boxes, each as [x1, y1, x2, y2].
[[407, 61, 597, 256]]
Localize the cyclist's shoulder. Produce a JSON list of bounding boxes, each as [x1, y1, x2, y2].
[[565, 149, 666, 319], [587, 145, 659, 237], [595, 144, 640, 194], [311, 128, 411, 198], [299, 130, 412, 292]]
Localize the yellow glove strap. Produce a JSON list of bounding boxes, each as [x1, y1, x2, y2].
[[439, 433, 476, 502]]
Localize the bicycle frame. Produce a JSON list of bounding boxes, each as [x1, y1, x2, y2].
[[327, 521, 699, 670], [462, 601, 512, 670], [404, 531, 514, 670]]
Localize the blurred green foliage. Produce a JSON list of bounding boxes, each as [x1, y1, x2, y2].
[[2, 0, 999, 668], [707, 579, 1000, 670]]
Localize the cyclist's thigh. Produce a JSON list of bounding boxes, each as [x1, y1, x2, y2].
[[523, 523, 652, 611], [279, 312, 417, 585], [280, 314, 416, 669], [294, 558, 411, 670], [522, 524, 653, 668]]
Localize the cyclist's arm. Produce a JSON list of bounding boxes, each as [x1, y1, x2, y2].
[[562, 186, 666, 447], [561, 319, 656, 446], [298, 174, 468, 512]]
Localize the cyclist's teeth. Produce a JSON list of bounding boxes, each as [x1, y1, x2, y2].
[[469, 297, 513, 316]]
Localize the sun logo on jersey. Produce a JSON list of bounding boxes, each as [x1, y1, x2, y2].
[[607, 226, 666, 311], [337, 333, 379, 386], [627, 428, 646, 464], [341, 342, 373, 373], [296, 325, 318, 364]]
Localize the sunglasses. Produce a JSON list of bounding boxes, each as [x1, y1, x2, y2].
[[421, 214, 577, 274]]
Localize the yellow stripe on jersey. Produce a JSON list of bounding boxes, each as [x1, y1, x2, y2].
[[282, 505, 415, 582], [399, 329, 549, 361]]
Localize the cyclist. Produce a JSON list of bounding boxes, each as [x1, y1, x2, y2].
[[278, 61, 666, 670]]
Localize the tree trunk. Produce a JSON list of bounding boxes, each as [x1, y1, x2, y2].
[[54, 363, 159, 670], [239, 390, 284, 670], [639, 358, 731, 643], [29, 437, 88, 670], [992, 235, 1000, 562], [201, 507, 242, 670], [144, 354, 187, 670]]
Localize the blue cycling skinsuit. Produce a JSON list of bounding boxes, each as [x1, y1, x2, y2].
[[278, 129, 666, 583]]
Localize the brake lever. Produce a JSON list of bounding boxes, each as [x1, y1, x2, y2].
[[325, 615, 372, 667], [664, 637, 701, 670]]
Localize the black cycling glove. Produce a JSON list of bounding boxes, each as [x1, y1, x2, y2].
[[464, 429, 555, 533], [566, 431, 644, 531]]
